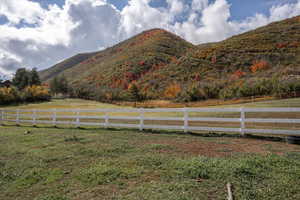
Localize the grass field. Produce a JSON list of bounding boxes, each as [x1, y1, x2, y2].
[[1, 125, 300, 200], [3, 97, 300, 110]]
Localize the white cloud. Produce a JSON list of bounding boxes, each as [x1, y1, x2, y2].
[[192, 0, 209, 11], [0, 0, 44, 24], [0, 0, 300, 77], [120, 0, 169, 36], [0, 0, 120, 76], [173, 0, 233, 43]]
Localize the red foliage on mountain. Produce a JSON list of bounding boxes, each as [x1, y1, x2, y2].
[[193, 74, 201, 81], [125, 72, 138, 81], [139, 61, 145, 66], [289, 41, 300, 48], [276, 41, 300, 49], [276, 42, 289, 49], [211, 55, 217, 64], [231, 69, 246, 80], [250, 60, 270, 73]]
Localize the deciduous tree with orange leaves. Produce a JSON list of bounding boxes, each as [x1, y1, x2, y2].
[[250, 60, 270, 73], [164, 83, 181, 99]]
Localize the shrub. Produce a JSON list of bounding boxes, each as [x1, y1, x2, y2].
[[22, 85, 51, 102], [231, 69, 246, 80], [219, 87, 237, 100], [0, 87, 20, 104], [176, 85, 207, 102], [164, 83, 181, 99], [128, 83, 143, 101], [203, 84, 222, 99], [250, 60, 270, 73]]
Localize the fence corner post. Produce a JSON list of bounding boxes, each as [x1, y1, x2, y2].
[[184, 107, 188, 133], [240, 107, 245, 136], [139, 108, 144, 131]]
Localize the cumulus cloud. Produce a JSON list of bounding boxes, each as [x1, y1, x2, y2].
[[0, 0, 44, 24], [0, 0, 300, 77], [0, 0, 120, 76]]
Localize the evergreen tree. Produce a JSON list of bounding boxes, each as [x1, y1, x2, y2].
[[50, 77, 59, 95], [128, 83, 141, 101], [29, 68, 41, 86], [50, 75, 69, 95], [12, 68, 29, 90], [12, 68, 41, 90]]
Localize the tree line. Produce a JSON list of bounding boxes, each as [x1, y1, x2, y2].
[[0, 68, 51, 105]]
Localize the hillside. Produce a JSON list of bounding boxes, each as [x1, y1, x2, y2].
[[41, 16, 300, 102], [39, 52, 97, 82], [134, 16, 300, 100], [40, 29, 194, 99]]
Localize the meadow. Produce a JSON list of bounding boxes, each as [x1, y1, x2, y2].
[[1, 98, 300, 200]]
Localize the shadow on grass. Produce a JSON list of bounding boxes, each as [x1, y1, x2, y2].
[[144, 129, 286, 142], [1, 123, 286, 143]]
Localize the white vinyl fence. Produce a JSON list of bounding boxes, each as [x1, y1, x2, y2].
[[1, 107, 300, 136]]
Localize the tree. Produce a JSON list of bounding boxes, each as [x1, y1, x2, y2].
[[164, 83, 181, 99], [128, 83, 141, 101], [12, 68, 41, 90], [12, 68, 29, 90], [50, 75, 69, 95], [29, 68, 41, 86]]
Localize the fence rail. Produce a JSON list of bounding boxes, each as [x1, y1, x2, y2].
[[1, 107, 300, 136]]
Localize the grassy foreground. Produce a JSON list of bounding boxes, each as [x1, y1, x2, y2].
[[1, 125, 300, 200]]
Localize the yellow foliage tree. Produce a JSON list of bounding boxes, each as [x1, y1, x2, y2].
[[164, 83, 181, 99], [23, 85, 51, 102], [0, 87, 19, 104]]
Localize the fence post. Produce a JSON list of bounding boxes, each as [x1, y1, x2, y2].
[[52, 109, 57, 127], [33, 109, 37, 127], [240, 107, 245, 136], [105, 112, 109, 128], [16, 109, 20, 126], [76, 110, 80, 128], [184, 107, 188, 133], [139, 108, 144, 131]]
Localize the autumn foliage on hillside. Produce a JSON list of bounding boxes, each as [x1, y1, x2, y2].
[[231, 70, 246, 80], [39, 16, 300, 102], [164, 83, 181, 99], [250, 60, 270, 73]]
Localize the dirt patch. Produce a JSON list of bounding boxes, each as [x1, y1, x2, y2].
[[137, 137, 300, 157]]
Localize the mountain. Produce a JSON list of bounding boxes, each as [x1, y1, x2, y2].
[[40, 28, 194, 99], [40, 16, 300, 101], [39, 52, 97, 82], [144, 16, 300, 99]]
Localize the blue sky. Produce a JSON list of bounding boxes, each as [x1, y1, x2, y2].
[[1, 0, 300, 76]]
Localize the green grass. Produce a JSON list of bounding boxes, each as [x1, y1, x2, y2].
[[1, 125, 300, 200], [0, 98, 124, 110]]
